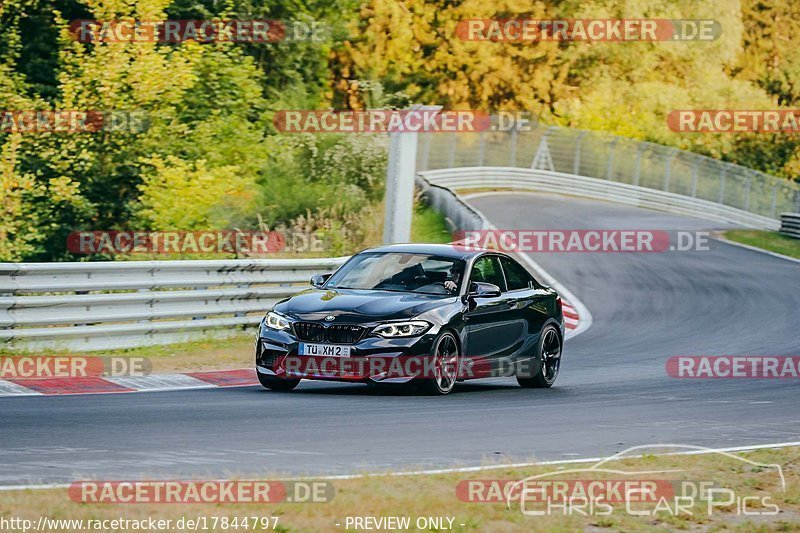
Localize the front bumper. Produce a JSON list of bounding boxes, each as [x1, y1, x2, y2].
[[256, 322, 439, 383]]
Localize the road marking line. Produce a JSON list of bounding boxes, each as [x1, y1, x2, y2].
[[106, 374, 212, 391], [2, 441, 798, 490], [713, 234, 800, 264]]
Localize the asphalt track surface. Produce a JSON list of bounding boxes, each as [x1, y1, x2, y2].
[[1, 193, 798, 486]]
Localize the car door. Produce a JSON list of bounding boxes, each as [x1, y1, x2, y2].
[[499, 256, 551, 371], [464, 255, 518, 372]]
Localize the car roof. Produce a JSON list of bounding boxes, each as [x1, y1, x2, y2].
[[359, 243, 501, 261]]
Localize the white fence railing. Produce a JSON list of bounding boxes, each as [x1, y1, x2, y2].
[[419, 167, 781, 230], [0, 258, 348, 351], [418, 126, 800, 222]]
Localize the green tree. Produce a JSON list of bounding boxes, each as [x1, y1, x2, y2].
[[0, 1, 91, 261], [336, 0, 566, 113]]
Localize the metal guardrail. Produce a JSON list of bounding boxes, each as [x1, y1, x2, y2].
[[419, 167, 781, 230], [780, 213, 800, 239], [416, 175, 489, 232], [417, 126, 800, 223], [0, 258, 348, 351]]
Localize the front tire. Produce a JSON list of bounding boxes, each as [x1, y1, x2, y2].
[[258, 373, 300, 391], [517, 324, 562, 388], [417, 331, 461, 395]]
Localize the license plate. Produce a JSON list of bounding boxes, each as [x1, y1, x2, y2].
[[298, 343, 351, 357]]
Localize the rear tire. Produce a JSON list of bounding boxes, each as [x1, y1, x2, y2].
[[257, 373, 300, 391], [417, 331, 461, 395], [517, 324, 561, 388]]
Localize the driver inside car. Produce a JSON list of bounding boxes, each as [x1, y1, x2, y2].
[[444, 264, 463, 293]]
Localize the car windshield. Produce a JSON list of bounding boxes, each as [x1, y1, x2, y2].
[[326, 252, 465, 295]]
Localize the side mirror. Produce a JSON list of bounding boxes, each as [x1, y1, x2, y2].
[[310, 273, 331, 288], [469, 281, 501, 298]]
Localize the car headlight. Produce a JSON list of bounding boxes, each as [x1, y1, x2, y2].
[[373, 321, 431, 338], [265, 311, 291, 331]]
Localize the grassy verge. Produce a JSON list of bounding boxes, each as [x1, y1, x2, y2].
[[2, 447, 797, 532], [723, 230, 800, 259], [411, 201, 452, 243]]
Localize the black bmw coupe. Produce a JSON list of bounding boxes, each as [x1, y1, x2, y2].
[[256, 244, 565, 395]]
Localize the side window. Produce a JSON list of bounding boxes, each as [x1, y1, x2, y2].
[[501, 257, 534, 291], [470, 256, 507, 291]]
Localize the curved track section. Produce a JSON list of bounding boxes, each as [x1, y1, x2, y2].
[[1, 193, 798, 486]]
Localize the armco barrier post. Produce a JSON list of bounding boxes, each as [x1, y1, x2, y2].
[[509, 127, 518, 167], [744, 173, 752, 211], [664, 149, 675, 192], [448, 132, 457, 168], [633, 142, 643, 186], [606, 137, 618, 180], [574, 131, 587, 176], [477, 131, 486, 166], [770, 184, 777, 218]]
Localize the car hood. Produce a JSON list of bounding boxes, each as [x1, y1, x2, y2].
[[274, 288, 456, 323]]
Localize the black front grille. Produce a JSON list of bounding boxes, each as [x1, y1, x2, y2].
[[326, 325, 366, 344], [293, 322, 366, 344], [294, 322, 325, 342]]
